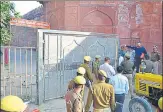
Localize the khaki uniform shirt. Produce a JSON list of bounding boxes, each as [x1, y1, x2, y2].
[[65, 90, 84, 112], [67, 79, 84, 97], [80, 63, 93, 81], [92, 61, 100, 77], [85, 81, 115, 112], [151, 52, 160, 62]]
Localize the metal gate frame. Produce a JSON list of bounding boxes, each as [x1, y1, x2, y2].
[[1, 46, 36, 102], [36, 29, 120, 105]]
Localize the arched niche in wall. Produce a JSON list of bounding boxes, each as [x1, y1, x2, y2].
[[81, 10, 113, 34], [48, 13, 59, 30]]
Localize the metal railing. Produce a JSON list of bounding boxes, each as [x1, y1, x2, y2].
[[1, 46, 37, 102]]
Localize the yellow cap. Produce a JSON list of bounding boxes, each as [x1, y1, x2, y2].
[[98, 70, 107, 77], [84, 56, 91, 61], [73, 76, 86, 85], [1, 95, 27, 112], [158, 97, 163, 110], [95, 55, 101, 59], [77, 67, 86, 75]]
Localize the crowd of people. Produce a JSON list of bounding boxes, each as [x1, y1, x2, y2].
[[119, 42, 161, 74], [65, 42, 161, 112], [0, 42, 161, 112], [65, 55, 130, 112]]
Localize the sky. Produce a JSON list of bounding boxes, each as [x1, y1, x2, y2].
[[11, 1, 42, 15]]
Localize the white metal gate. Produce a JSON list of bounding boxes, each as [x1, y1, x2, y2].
[[1, 46, 36, 102], [37, 30, 119, 104]]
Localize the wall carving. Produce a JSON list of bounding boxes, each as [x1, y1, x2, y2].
[[136, 4, 143, 24], [118, 4, 129, 25], [66, 7, 77, 13], [131, 31, 140, 38], [118, 14, 129, 25], [81, 10, 113, 33], [118, 4, 129, 14], [66, 14, 77, 27], [82, 10, 113, 26]]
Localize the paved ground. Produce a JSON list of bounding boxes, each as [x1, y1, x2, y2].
[[36, 96, 131, 112], [33, 95, 156, 112]]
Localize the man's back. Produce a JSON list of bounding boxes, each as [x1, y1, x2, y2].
[[110, 74, 129, 94], [80, 63, 92, 81], [92, 82, 115, 109], [65, 90, 83, 112], [144, 60, 154, 73], [121, 60, 134, 74], [99, 63, 115, 78], [92, 61, 100, 75]]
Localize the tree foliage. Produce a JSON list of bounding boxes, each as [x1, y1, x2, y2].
[[0, 1, 21, 45]]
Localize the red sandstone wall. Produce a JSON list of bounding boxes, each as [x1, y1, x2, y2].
[[43, 1, 162, 55], [128, 2, 162, 55], [43, 1, 65, 30]]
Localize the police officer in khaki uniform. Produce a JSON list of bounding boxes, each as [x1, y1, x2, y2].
[[80, 56, 93, 82], [65, 76, 86, 112], [92, 55, 101, 84], [80, 56, 93, 105], [85, 70, 115, 112], [67, 67, 86, 91]]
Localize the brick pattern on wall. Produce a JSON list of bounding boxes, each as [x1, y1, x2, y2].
[[11, 26, 37, 47]]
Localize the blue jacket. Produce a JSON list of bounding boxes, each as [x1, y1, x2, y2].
[[126, 46, 147, 57], [119, 50, 126, 57]]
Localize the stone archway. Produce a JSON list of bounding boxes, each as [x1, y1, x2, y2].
[[81, 10, 113, 34]]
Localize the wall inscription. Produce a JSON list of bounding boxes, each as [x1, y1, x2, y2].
[[136, 4, 143, 24]]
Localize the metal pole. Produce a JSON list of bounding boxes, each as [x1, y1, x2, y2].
[[14, 48, 17, 95], [57, 34, 59, 96], [20, 48, 23, 96], [30, 48, 33, 100], [9, 47, 11, 95], [25, 49, 28, 99], [3, 47, 6, 96]]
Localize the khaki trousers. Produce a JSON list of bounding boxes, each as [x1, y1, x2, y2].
[[93, 108, 111, 112], [83, 86, 89, 106], [92, 73, 98, 84], [124, 74, 133, 97]]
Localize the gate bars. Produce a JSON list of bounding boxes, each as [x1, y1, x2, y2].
[[1, 46, 37, 103]]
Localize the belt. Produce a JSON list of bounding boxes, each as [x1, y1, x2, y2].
[[93, 108, 111, 111]]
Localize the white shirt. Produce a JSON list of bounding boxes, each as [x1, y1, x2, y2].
[[110, 73, 129, 94], [119, 56, 124, 66], [99, 63, 115, 78]]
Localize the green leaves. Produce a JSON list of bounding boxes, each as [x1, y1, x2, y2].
[[0, 1, 21, 45], [1, 28, 12, 45]]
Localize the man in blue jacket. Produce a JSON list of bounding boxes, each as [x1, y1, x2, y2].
[[125, 42, 147, 73]]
